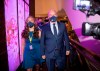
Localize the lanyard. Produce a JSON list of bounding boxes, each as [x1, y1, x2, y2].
[[29, 35, 32, 43]]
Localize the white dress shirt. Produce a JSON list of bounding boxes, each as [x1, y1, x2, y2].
[[50, 21, 59, 35]]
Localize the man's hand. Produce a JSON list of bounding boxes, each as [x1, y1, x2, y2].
[[42, 55, 46, 59], [66, 51, 70, 55]]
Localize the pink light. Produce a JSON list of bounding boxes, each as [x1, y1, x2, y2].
[[5, 0, 29, 71]]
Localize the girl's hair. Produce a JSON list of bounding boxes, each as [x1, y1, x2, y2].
[[21, 16, 39, 39]]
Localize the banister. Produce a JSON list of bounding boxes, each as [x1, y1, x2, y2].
[[69, 38, 100, 61], [69, 38, 100, 71]]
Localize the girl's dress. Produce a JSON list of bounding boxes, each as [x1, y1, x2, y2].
[[22, 32, 44, 69]]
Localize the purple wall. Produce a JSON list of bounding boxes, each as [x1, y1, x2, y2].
[[4, 0, 29, 71], [18, 0, 29, 62], [5, 0, 20, 71], [63, 0, 100, 54]]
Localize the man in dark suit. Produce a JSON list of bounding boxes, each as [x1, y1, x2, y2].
[[40, 9, 70, 71]]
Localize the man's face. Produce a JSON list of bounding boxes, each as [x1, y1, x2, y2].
[[48, 10, 57, 19], [48, 10, 57, 22]]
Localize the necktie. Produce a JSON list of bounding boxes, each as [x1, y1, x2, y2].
[[53, 24, 57, 37]]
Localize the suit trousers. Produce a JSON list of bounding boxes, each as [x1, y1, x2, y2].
[[46, 56, 66, 71]]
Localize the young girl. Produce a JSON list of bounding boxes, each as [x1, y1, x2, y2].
[[21, 16, 44, 71]]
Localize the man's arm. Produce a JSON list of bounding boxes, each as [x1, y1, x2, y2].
[[63, 24, 70, 55], [40, 29, 46, 59]]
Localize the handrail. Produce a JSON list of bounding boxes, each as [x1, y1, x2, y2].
[[69, 38, 100, 71], [70, 38, 100, 61]]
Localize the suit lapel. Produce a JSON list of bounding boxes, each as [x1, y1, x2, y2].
[[47, 22, 61, 37], [47, 23, 54, 36]]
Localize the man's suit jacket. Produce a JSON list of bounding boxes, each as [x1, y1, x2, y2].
[[40, 22, 70, 58]]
